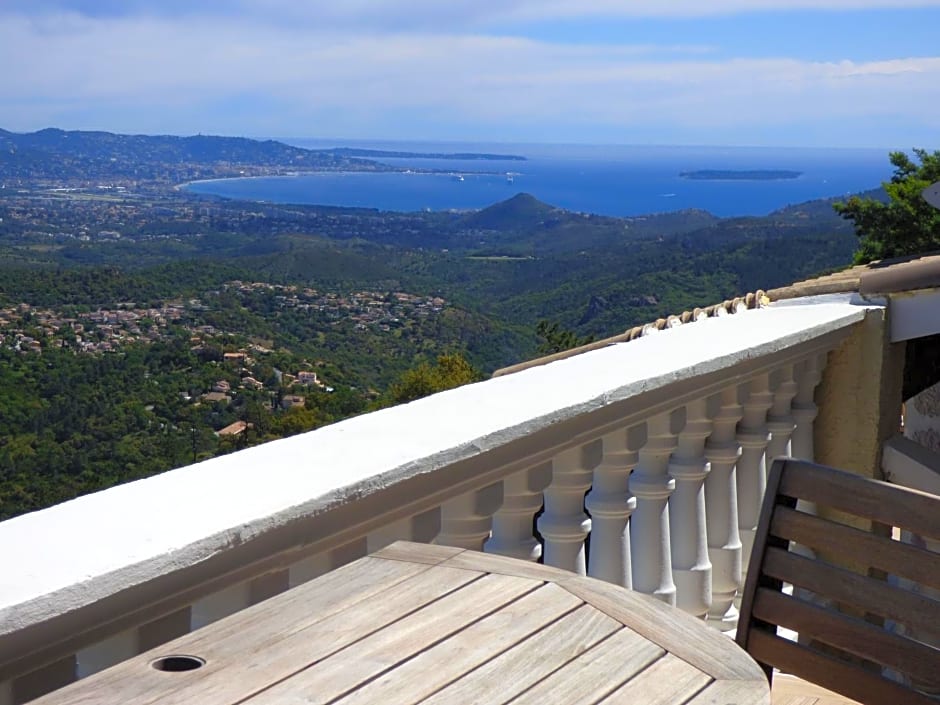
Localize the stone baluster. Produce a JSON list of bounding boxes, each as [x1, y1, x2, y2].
[[76, 631, 138, 679], [8, 657, 76, 705], [434, 483, 503, 551], [791, 354, 826, 461], [704, 384, 746, 628], [736, 374, 774, 570], [190, 582, 251, 630], [74, 610, 191, 678], [485, 463, 551, 561], [538, 442, 599, 574], [788, 354, 829, 600], [669, 396, 718, 618], [629, 409, 685, 604], [289, 539, 368, 587], [139, 609, 192, 653], [367, 508, 441, 553], [585, 424, 646, 587], [766, 364, 798, 470]]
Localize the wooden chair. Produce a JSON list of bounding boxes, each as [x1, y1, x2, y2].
[[736, 458, 940, 705]]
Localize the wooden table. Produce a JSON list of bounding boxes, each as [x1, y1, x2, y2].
[[39, 541, 770, 705]]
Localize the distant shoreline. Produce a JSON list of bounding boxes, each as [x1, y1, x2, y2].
[[330, 147, 526, 161], [679, 169, 803, 181], [178, 166, 511, 192]]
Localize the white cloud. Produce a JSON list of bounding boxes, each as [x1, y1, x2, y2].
[[1, 10, 938, 144]]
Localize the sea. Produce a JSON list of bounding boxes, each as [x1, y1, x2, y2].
[[182, 140, 895, 218]]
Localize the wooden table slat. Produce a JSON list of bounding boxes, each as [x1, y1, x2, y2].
[[438, 549, 579, 582], [597, 654, 711, 705], [246, 572, 546, 705], [415, 606, 623, 705], [559, 574, 766, 681], [333, 588, 610, 705], [40, 563, 483, 705], [683, 679, 773, 705], [371, 542, 464, 565], [33, 542, 770, 705], [505, 627, 666, 705]]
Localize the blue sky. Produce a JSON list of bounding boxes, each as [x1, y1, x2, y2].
[[2, 1, 939, 148]]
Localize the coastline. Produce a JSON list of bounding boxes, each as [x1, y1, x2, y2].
[[178, 166, 511, 193]]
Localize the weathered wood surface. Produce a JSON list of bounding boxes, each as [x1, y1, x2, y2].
[[35, 541, 770, 705]]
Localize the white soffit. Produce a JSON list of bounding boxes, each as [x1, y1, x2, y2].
[[889, 288, 940, 342]]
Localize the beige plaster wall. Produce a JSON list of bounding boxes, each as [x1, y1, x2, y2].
[[814, 309, 905, 480]]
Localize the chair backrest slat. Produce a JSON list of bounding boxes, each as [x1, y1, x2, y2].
[[737, 458, 940, 705], [752, 587, 939, 684], [779, 461, 940, 540], [762, 548, 940, 642], [747, 630, 939, 705], [770, 506, 940, 590]]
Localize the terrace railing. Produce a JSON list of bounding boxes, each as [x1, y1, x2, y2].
[[0, 295, 878, 704]]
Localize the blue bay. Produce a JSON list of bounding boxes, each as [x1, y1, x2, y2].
[[183, 141, 894, 218]]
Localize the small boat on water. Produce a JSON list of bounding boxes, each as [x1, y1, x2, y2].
[[453, 174, 465, 182], [506, 173, 514, 184]]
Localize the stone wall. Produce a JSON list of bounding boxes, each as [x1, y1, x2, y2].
[[905, 380, 940, 453]]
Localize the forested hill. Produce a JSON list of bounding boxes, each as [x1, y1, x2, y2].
[[0, 128, 329, 164]]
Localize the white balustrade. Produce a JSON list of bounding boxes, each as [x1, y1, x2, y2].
[[791, 354, 826, 460], [630, 409, 685, 604], [6, 658, 75, 705], [736, 374, 774, 568], [538, 443, 598, 574], [585, 424, 646, 587], [434, 483, 503, 550], [76, 630, 137, 679], [766, 364, 798, 466], [485, 463, 551, 561], [191, 582, 251, 631], [368, 509, 441, 553], [669, 396, 718, 618], [289, 539, 368, 587], [704, 384, 746, 628]]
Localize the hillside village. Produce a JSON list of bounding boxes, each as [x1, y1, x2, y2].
[[0, 281, 450, 427], [1, 280, 447, 351]]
